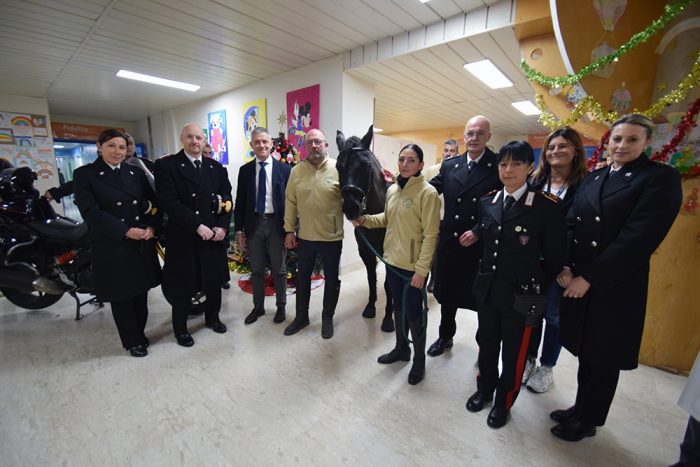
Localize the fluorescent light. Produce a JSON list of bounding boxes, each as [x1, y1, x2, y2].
[[53, 145, 64, 149], [512, 100, 541, 116], [463, 59, 513, 89], [116, 70, 200, 91], [419, 0, 430, 3], [373, 127, 384, 132]]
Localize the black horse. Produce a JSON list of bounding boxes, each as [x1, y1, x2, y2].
[[336, 125, 394, 332]]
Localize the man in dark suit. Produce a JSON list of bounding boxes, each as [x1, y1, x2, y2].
[[428, 115, 502, 357], [155, 123, 233, 347], [234, 127, 291, 325]]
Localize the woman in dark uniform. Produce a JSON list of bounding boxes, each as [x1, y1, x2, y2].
[[74, 129, 162, 357], [551, 114, 682, 441], [521, 127, 589, 393], [462, 140, 565, 428]]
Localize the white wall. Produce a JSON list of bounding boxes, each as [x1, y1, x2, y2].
[[138, 55, 380, 273]]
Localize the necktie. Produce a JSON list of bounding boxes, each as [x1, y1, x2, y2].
[[468, 160, 476, 173], [503, 195, 515, 212], [256, 161, 267, 214], [194, 159, 202, 174]]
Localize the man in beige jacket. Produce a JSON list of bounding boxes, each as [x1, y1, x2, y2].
[[283, 129, 344, 339]]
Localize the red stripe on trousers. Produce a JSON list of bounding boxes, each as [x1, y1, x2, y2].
[[505, 325, 532, 410]]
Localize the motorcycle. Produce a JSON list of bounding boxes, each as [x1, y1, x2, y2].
[[0, 167, 100, 319]]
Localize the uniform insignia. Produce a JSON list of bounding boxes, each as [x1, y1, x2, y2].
[[403, 199, 414, 209], [487, 163, 492, 167], [625, 172, 632, 177], [525, 191, 535, 207], [519, 235, 529, 245], [515, 226, 522, 232], [181, 163, 185, 167], [129, 171, 134, 175], [489, 190, 502, 204], [99, 172, 104, 176], [537, 191, 560, 203], [595, 175, 600, 180]]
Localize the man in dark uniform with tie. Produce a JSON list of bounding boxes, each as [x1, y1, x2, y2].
[[155, 123, 233, 347], [234, 127, 291, 325], [428, 115, 502, 357]]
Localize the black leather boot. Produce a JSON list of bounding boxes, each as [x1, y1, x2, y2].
[[321, 280, 341, 339], [284, 310, 309, 335], [378, 314, 410, 363], [408, 319, 426, 385]]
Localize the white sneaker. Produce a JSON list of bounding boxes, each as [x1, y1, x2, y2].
[[521, 356, 536, 385], [527, 365, 554, 393]]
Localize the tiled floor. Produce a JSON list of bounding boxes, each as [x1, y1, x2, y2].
[[0, 267, 689, 466]]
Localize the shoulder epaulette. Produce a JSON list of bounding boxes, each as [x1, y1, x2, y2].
[[537, 191, 560, 203], [482, 189, 498, 198]]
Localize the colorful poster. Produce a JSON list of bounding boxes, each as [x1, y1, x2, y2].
[[33, 151, 56, 180], [242, 98, 267, 162], [0, 112, 11, 129], [207, 109, 228, 165], [15, 135, 33, 147], [14, 148, 34, 168], [0, 128, 14, 145], [286, 84, 319, 160], [32, 114, 48, 136]]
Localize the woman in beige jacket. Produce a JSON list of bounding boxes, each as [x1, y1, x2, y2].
[[353, 144, 440, 385]]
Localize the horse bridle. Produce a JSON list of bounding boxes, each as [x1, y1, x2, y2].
[[340, 146, 371, 214]]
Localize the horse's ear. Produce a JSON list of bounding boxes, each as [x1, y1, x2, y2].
[[336, 130, 346, 151], [361, 125, 373, 149]]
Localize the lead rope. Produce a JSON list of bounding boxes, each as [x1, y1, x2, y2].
[[354, 226, 429, 343]]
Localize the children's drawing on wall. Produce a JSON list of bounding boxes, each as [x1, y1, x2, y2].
[[207, 110, 228, 165], [242, 99, 267, 163], [286, 84, 319, 160]]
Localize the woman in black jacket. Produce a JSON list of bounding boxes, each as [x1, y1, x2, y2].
[[521, 127, 589, 393], [552, 114, 682, 441], [74, 129, 162, 357]]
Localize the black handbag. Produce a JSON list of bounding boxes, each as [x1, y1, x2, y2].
[[513, 284, 549, 326]]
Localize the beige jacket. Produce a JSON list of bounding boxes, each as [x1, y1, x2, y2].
[[284, 157, 343, 241], [363, 175, 440, 276]]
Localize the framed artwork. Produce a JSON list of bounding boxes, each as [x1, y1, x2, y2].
[[242, 98, 267, 163], [286, 84, 319, 160], [207, 110, 228, 165]]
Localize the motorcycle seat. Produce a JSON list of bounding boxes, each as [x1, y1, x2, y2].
[[29, 217, 88, 242]]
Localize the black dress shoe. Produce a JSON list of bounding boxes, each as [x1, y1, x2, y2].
[[551, 417, 596, 442], [321, 319, 334, 339], [284, 315, 310, 335], [207, 321, 227, 334], [550, 406, 576, 423], [244, 308, 265, 325], [273, 307, 286, 323], [487, 406, 509, 429], [176, 333, 194, 347], [222, 282, 230, 289], [466, 390, 494, 412], [129, 344, 148, 357], [427, 337, 453, 357]]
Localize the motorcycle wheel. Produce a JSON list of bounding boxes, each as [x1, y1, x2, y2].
[[1, 287, 64, 310]]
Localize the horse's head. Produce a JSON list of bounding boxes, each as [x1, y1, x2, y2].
[[336, 125, 375, 220]]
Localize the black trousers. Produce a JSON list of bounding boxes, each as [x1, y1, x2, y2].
[[295, 239, 342, 315], [572, 358, 620, 426], [171, 287, 222, 336], [438, 304, 458, 339], [111, 291, 149, 349], [476, 302, 529, 410]]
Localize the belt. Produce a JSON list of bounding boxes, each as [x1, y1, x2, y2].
[[256, 213, 275, 218]]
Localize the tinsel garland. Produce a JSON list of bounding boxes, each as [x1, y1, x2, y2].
[[587, 98, 700, 176], [536, 53, 700, 130], [520, 0, 694, 88]]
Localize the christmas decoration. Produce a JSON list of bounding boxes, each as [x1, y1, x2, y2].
[[610, 82, 632, 114], [535, 52, 700, 129], [271, 132, 300, 166], [593, 0, 628, 32], [520, 0, 694, 88], [591, 41, 618, 78], [682, 187, 698, 214]]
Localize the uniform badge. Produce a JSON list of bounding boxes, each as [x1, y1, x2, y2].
[[323, 176, 334, 187], [487, 163, 492, 167], [625, 172, 632, 177], [519, 235, 530, 245], [99, 171, 104, 176], [403, 199, 414, 209], [515, 226, 522, 232]]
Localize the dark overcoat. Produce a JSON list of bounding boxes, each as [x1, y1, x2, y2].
[[430, 148, 502, 309], [233, 157, 290, 237], [73, 158, 162, 302], [154, 150, 232, 297], [472, 188, 566, 309], [560, 155, 682, 370]]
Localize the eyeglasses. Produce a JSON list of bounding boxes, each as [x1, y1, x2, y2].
[[305, 139, 326, 147], [465, 131, 488, 139]]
